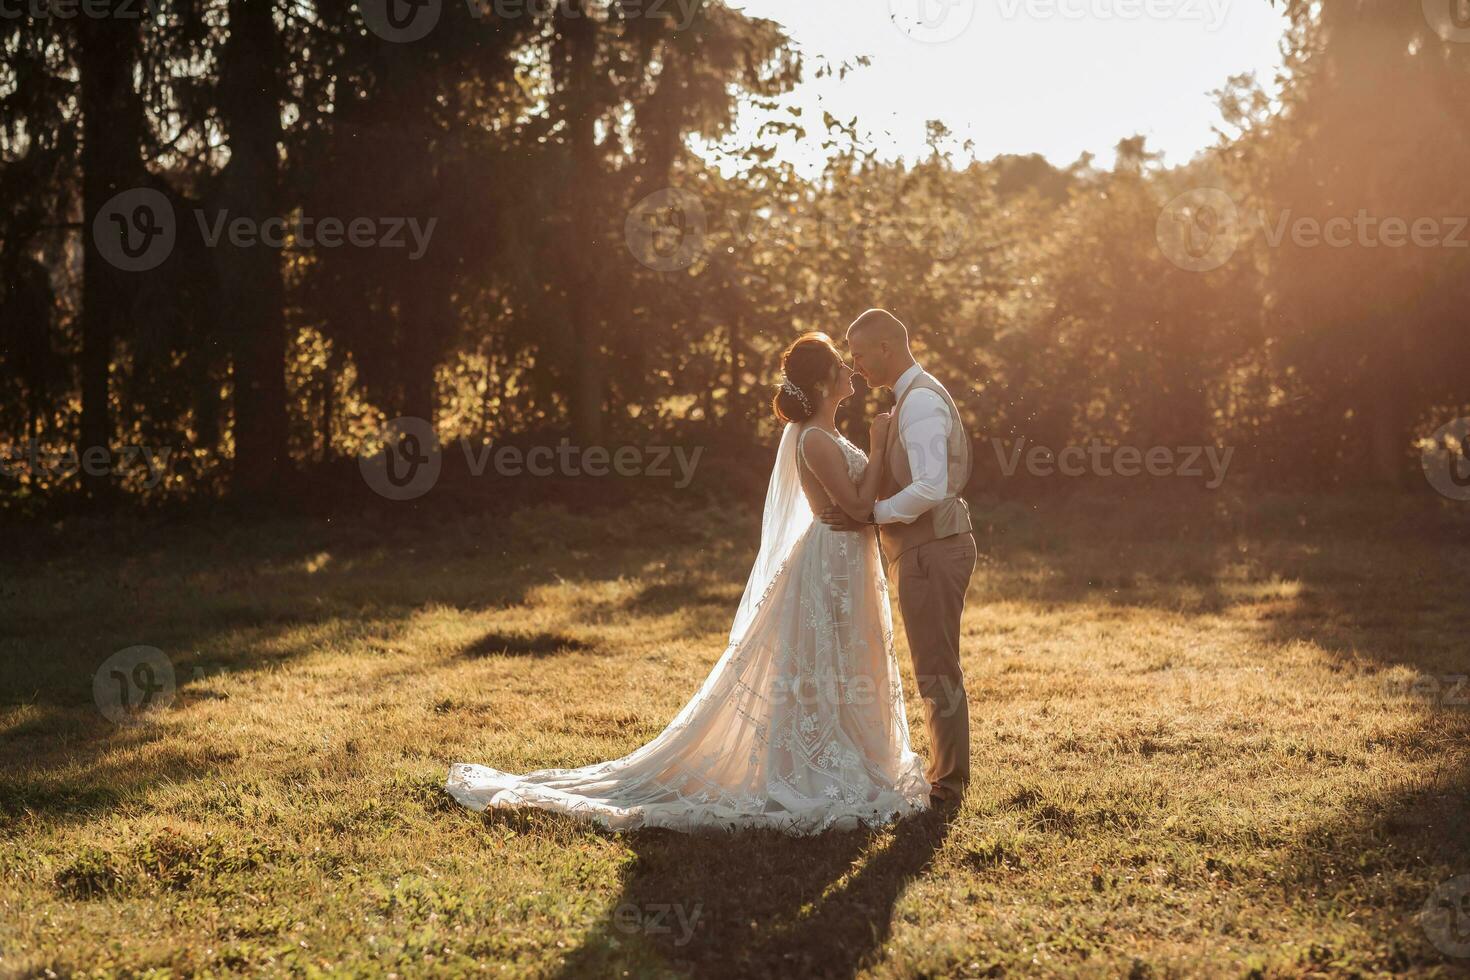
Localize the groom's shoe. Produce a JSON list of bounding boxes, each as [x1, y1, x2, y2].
[[928, 792, 961, 811]]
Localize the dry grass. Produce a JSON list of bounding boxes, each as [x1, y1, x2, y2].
[[2, 492, 1468, 977]]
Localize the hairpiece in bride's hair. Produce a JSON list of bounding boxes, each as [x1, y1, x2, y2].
[[771, 332, 840, 424], [781, 374, 812, 416]]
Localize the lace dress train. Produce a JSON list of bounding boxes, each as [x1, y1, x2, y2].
[[445, 428, 928, 833]]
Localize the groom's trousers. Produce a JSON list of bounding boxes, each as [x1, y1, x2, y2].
[[893, 532, 977, 802]]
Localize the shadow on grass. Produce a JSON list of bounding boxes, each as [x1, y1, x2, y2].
[[8, 492, 1468, 969], [550, 809, 955, 979], [1261, 742, 1470, 972], [1225, 515, 1470, 972], [619, 581, 735, 616], [973, 490, 1470, 617], [0, 511, 725, 829], [460, 630, 592, 659], [969, 494, 1470, 969], [0, 728, 237, 833]]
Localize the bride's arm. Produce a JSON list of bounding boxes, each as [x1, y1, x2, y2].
[[803, 416, 892, 523], [857, 413, 891, 508]]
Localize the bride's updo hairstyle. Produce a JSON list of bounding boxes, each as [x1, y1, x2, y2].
[[772, 332, 844, 424]]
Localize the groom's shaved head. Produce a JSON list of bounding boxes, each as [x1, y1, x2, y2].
[[845, 309, 917, 390], [847, 308, 910, 348]]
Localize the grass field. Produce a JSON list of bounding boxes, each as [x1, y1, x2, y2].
[[2, 491, 1469, 977]]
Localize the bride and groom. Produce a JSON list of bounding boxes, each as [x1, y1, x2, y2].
[[446, 309, 977, 833]]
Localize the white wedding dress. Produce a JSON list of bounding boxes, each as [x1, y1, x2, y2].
[[445, 423, 929, 833]]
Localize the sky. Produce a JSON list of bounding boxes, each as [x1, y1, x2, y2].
[[715, 0, 1291, 174]]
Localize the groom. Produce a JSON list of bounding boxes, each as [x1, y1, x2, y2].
[[821, 309, 977, 808]]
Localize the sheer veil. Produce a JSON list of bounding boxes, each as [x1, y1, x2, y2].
[[726, 422, 812, 648]]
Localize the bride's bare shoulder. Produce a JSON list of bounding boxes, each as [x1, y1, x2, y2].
[[797, 425, 841, 458], [799, 426, 850, 478]]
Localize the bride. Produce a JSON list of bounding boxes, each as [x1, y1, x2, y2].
[[445, 332, 929, 833]]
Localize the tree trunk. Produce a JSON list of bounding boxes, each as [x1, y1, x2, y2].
[[559, 0, 605, 444], [725, 313, 744, 430], [320, 349, 336, 462], [218, 0, 289, 499], [76, 12, 145, 504], [1367, 378, 1413, 488], [568, 292, 605, 443], [400, 280, 447, 425]]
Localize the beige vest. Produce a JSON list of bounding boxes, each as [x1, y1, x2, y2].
[[878, 371, 974, 562]]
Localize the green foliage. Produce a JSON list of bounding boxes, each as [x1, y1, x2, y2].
[[1, 2, 1467, 504]]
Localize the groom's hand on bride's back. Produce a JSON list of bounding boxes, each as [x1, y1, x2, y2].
[[820, 505, 865, 533]]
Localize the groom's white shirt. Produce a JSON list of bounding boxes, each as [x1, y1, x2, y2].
[[873, 363, 952, 525]]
